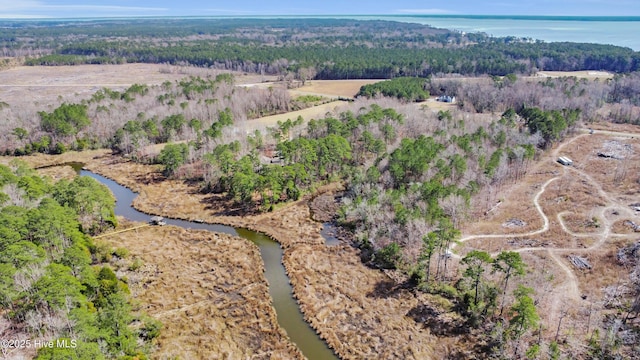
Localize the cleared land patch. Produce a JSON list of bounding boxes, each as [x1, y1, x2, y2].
[[293, 79, 383, 98], [455, 129, 640, 337], [536, 70, 614, 79]]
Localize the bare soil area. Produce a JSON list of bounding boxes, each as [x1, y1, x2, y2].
[[294, 79, 383, 98], [536, 70, 614, 79]]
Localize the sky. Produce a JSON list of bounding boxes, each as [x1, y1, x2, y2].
[[1, 0, 640, 18]]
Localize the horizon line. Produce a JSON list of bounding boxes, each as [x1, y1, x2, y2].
[[2, 14, 640, 21]]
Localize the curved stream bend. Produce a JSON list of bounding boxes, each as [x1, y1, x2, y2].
[[81, 170, 337, 360]]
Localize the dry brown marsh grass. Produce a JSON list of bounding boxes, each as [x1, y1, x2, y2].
[[0, 149, 109, 169], [612, 219, 638, 234], [101, 220, 303, 360], [79, 154, 327, 248], [561, 236, 639, 299], [284, 244, 440, 359]]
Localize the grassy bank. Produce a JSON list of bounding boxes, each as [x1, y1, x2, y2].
[[99, 220, 303, 359]]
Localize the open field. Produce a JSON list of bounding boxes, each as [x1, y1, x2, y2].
[[248, 101, 349, 128], [241, 79, 383, 99], [293, 79, 383, 98], [0, 64, 216, 107], [0, 64, 281, 111], [536, 70, 614, 79]]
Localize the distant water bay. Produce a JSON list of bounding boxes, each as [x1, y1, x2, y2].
[[367, 15, 640, 51], [12, 15, 640, 51], [247, 15, 640, 51]]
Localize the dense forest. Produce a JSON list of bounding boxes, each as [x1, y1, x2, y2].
[[1, 18, 639, 77], [356, 77, 430, 101], [0, 161, 160, 359]]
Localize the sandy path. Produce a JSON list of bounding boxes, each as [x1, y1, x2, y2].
[[455, 177, 556, 248], [451, 128, 640, 323], [247, 101, 348, 129]]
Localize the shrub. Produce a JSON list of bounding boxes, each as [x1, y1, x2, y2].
[[113, 247, 130, 259], [374, 242, 401, 269]]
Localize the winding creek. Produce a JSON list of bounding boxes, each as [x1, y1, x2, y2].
[[79, 170, 338, 360]]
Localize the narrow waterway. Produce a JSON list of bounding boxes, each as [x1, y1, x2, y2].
[[80, 170, 338, 360]]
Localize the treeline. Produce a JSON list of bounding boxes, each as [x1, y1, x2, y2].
[[430, 72, 640, 125], [25, 40, 640, 78], [0, 162, 160, 359], [357, 77, 430, 102], [8, 18, 638, 77], [0, 18, 454, 48], [26, 42, 530, 77]]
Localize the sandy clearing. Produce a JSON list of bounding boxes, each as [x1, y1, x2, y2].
[[247, 101, 350, 128], [454, 130, 640, 333], [295, 79, 384, 98], [536, 70, 614, 79]]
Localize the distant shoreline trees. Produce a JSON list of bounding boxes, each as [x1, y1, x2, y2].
[[7, 18, 637, 78]]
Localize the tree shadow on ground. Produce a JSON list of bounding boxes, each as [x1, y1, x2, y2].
[[406, 303, 468, 336], [367, 278, 413, 299], [199, 193, 261, 217], [134, 171, 164, 185]]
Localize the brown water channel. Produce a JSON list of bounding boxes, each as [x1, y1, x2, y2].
[[80, 169, 338, 359]]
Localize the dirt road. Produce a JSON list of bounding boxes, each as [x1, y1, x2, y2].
[[452, 129, 640, 325]]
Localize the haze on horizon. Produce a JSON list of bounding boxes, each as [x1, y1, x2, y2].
[[1, 0, 640, 19]]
